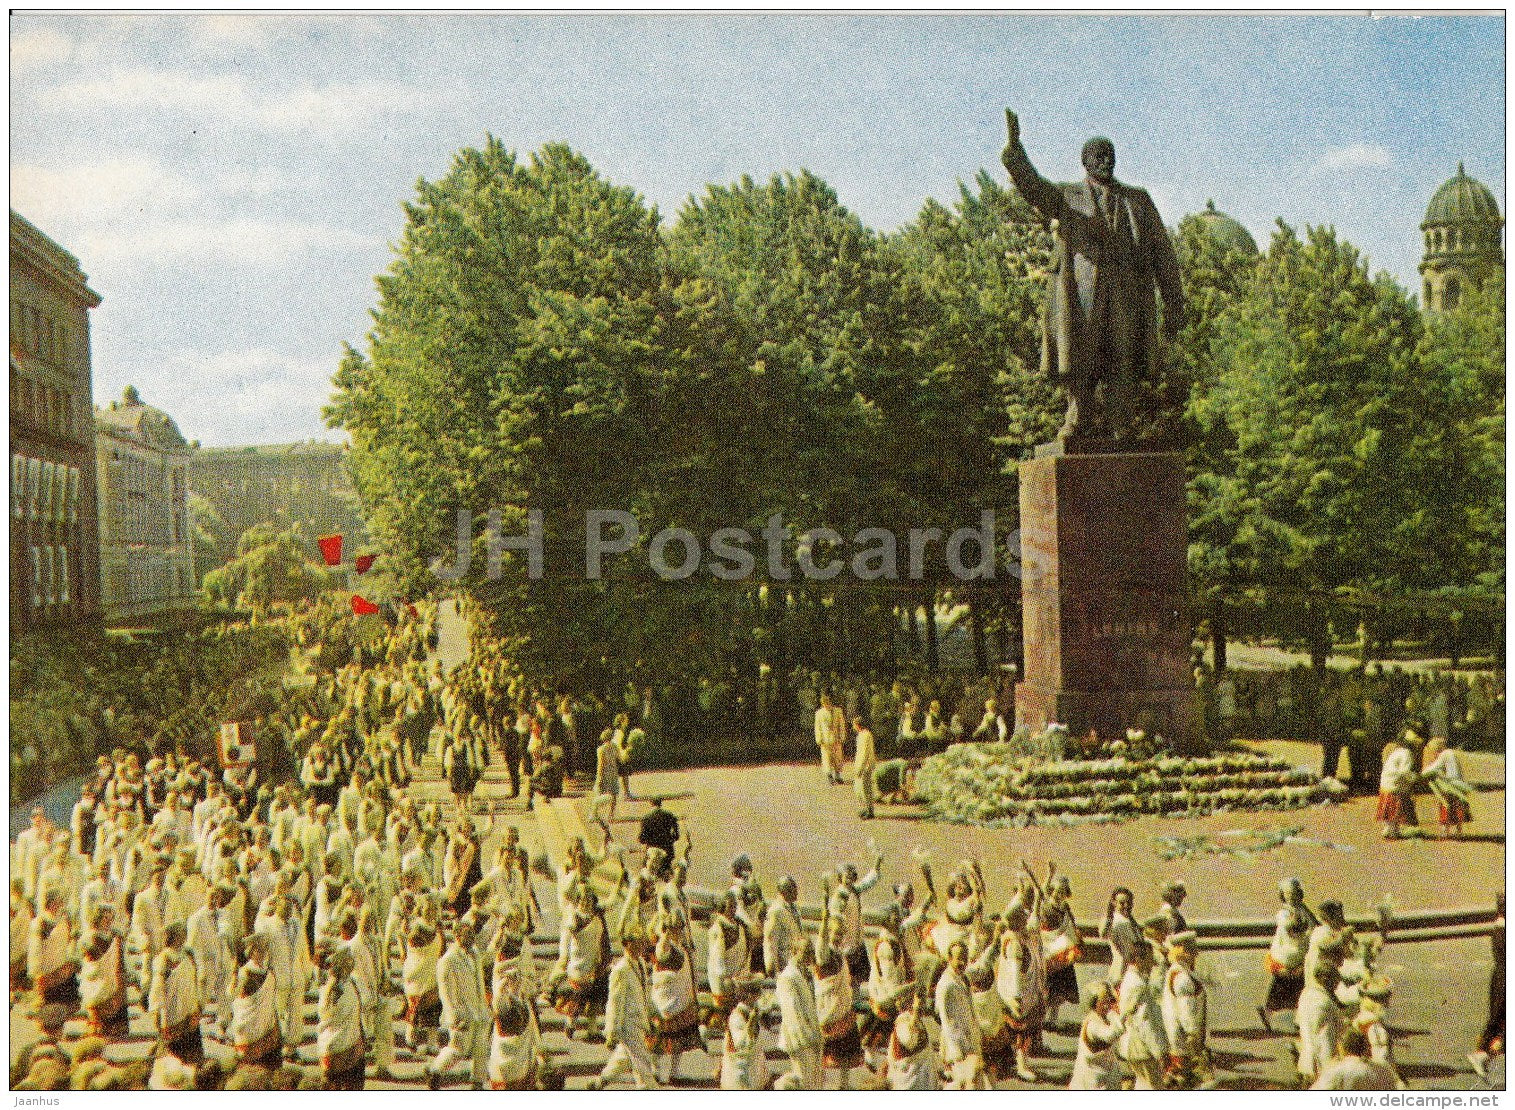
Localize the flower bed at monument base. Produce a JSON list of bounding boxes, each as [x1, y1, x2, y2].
[[914, 743, 1346, 828]]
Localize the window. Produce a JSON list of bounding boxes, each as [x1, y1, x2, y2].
[[39, 461, 54, 524], [11, 454, 24, 519], [29, 547, 41, 608], [67, 467, 79, 524], [58, 547, 70, 605], [26, 457, 40, 519], [43, 546, 56, 605], [1445, 276, 1462, 309]]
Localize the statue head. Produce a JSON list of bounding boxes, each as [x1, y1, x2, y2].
[[1081, 136, 1116, 184]]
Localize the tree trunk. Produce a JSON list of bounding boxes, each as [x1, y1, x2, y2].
[[1211, 603, 1229, 673], [969, 598, 988, 676]]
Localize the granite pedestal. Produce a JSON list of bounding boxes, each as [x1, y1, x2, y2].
[[1014, 446, 1201, 751]]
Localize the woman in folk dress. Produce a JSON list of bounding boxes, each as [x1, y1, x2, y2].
[[1042, 875, 1083, 1030], [719, 976, 770, 1090], [887, 989, 940, 1091], [488, 970, 543, 1090], [1101, 886, 1142, 986], [1260, 878, 1317, 1032], [1423, 737, 1473, 838], [705, 893, 750, 1033], [79, 905, 129, 1039], [861, 905, 915, 1075], [646, 925, 705, 1085], [402, 900, 444, 1056], [814, 905, 864, 1089], [1377, 733, 1420, 839], [442, 825, 481, 920], [927, 861, 984, 961], [1069, 982, 1125, 1090], [551, 889, 611, 1041], [996, 905, 1046, 1082]]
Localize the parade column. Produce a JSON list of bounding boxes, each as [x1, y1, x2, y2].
[[1014, 440, 1201, 752]]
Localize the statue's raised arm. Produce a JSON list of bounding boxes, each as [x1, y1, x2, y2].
[[1000, 109, 1065, 220]]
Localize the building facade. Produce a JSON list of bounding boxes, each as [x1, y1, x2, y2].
[[10, 210, 103, 633], [95, 386, 198, 624], [190, 442, 366, 575], [1420, 163, 1504, 313]]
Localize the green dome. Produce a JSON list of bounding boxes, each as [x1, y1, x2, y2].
[[1192, 199, 1258, 257], [1423, 164, 1502, 228]]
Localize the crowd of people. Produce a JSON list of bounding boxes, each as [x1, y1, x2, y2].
[[6, 603, 1504, 1092]]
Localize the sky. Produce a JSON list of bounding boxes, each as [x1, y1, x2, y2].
[[10, 12, 1506, 447]]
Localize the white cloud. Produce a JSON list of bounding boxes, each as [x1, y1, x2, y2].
[[114, 348, 342, 446], [48, 67, 425, 134], [10, 27, 95, 73], [13, 158, 303, 227], [75, 219, 381, 269], [11, 158, 357, 269], [1312, 143, 1395, 173], [186, 14, 388, 51]]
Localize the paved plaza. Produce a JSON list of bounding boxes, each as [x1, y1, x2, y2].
[[12, 730, 1504, 1090]]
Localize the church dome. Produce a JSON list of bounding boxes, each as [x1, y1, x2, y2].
[[1191, 199, 1258, 257], [1423, 164, 1502, 229]]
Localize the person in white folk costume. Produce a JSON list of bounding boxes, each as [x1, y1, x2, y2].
[[719, 975, 770, 1090], [230, 932, 283, 1068], [317, 946, 366, 1090], [1260, 878, 1318, 1032], [776, 938, 823, 1090], [996, 901, 1047, 1082], [1353, 975, 1405, 1087], [1161, 930, 1212, 1088], [1313, 1026, 1402, 1090], [813, 901, 865, 1090], [1117, 939, 1168, 1090], [79, 904, 130, 1040], [184, 884, 233, 1038], [965, 930, 1015, 1082], [488, 947, 544, 1090], [590, 930, 659, 1090], [550, 887, 612, 1041], [11, 879, 34, 994], [646, 917, 705, 1085], [860, 904, 915, 1078], [253, 894, 299, 1054], [763, 874, 804, 977], [1377, 732, 1420, 839], [349, 904, 396, 1080], [706, 892, 751, 1032], [937, 939, 990, 1090], [1296, 964, 1346, 1086], [130, 861, 174, 992], [428, 918, 490, 1090], [1070, 981, 1126, 1090], [887, 988, 940, 1090], [148, 921, 203, 1064]]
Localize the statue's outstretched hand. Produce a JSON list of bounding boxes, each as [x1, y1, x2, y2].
[[1002, 109, 1021, 169]]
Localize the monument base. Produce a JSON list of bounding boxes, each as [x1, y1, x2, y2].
[[1015, 446, 1202, 753], [1014, 682, 1200, 753]]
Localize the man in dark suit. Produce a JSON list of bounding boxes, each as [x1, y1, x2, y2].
[[637, 798, 680, 866], [1001, 109, 1185, 443]]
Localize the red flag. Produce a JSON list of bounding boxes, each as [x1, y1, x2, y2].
[[355, 554, 375, 575], [351, 594, 380, 616], [318, 534, 343, 567]]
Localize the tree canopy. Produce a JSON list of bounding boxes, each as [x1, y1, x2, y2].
[[328, 138, 1505, 697]]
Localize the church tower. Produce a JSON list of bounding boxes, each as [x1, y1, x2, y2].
[[1419, 163, 1503, 312]]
